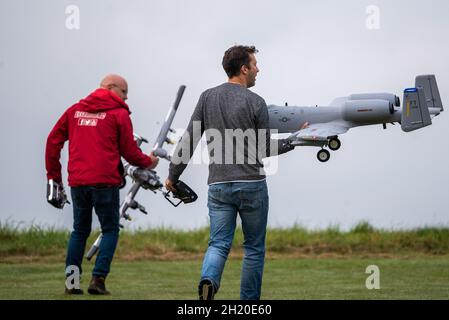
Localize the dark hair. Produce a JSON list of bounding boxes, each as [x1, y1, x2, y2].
[[222, 45, 258, 78]]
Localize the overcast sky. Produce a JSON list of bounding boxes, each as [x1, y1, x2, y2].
[[1, 0, 448, 231]]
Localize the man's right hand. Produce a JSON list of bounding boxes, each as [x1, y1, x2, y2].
[[165, 178, 176, 193], [147, 152, 159, 169]]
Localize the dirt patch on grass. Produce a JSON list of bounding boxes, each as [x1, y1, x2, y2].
[[1, 248, 447, 264]]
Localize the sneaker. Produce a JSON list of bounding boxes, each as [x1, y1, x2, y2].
[[64, 287, 84, 295], [88, 276, 110, 295], [198, 279, 215, 300]]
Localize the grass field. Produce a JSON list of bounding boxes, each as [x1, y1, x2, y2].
[[0, 257, 448, 300], [0, 222, 448, 300]]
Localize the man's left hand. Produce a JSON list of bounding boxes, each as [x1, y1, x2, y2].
[[300, 122, 309, 130]]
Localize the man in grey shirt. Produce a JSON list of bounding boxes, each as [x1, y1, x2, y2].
[[165, 45, 301, 300]]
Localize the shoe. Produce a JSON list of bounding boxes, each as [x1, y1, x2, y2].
[[198, 279, 215, 300], [88, 276, 110, 295], [65, 287, 84, 295]]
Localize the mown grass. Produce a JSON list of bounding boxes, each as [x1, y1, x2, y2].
[[1, 221, 449, 261], [1, 221, 448, 300], [1, 257, 448, 299]]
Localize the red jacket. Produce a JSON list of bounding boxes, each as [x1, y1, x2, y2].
[[46, 88, 152, 187]]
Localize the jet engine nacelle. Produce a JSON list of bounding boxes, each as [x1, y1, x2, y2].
[[342, 99, 394, 123], [349, 93, 400, 107]]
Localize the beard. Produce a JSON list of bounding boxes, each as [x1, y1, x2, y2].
[[247, 75, 256, 88]]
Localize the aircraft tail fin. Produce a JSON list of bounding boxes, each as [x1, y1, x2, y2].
[[401, 87, 432, 132], [415, 74, 443, 111]]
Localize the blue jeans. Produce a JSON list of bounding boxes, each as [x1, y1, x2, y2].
[[66, 186, 120, 278], [200, 180, 269, 300]]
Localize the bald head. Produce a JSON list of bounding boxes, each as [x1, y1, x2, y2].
[[100, 74, 128, 101]]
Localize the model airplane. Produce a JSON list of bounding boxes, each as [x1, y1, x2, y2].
[[268, 75, 443, 162], [86, 85, 198, 260]]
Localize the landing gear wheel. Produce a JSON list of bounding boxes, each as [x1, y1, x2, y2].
[[317, 149, 330, 162], [328, 138, 341, 151]]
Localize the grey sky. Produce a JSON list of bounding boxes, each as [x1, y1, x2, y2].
[[1, 0, 448, 230]]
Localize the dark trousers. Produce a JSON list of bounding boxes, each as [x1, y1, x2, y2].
[[66, 186, 120, 278]]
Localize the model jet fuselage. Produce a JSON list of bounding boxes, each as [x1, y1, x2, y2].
[[267, 75, 443, 162], [269, 96, 442, 133]]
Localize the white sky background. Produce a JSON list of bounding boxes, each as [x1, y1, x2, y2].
[[0, 0, 448, 230]]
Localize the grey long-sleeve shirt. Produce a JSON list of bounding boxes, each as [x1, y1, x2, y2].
[[168, 82, 294, 185]]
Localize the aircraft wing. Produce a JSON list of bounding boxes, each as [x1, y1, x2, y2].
[[289, 122, 350, 142]]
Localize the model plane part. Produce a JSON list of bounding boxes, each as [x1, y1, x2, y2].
[[86, 85, 186, 261], [415, 75, 443, 111], [342, 99, 395, 123], [153, 85, 186, 159], [268, 74, 443, 162], [401, 87, 432, 132], [289, 123, 349, 143], [349, 93, 400, 107]]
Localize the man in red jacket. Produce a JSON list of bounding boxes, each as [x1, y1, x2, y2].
[[46, 74, 158, 295]]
